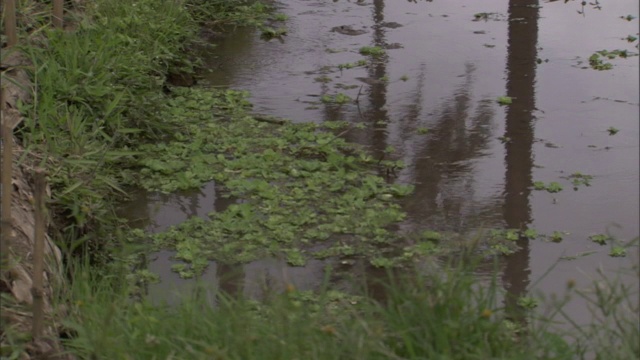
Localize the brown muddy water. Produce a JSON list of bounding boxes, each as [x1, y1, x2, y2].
[[123, 0, 638, 323]]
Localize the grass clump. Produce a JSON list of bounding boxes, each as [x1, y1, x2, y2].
[[185, 0, 272, 29], [11, 0, 274, 258], [58, 256, 639, 360], [58, 258, 573, 360]]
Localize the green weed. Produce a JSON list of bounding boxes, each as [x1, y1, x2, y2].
[[273, 13, 289, 22], [359, 46, 385, 56], [15, 0, 274, 260], [533, 181, 563, 193], [588, 49, 638, 70], [321, 93, 352, 105], [261, 26, 288, 40], [497, 96, 513, 105], [58, 258, 575, 360], [607, 126, 620, 135], [185, 0, 272, 29]]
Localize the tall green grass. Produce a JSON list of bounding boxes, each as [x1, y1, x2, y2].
[[57, 258, 587, 360], [536, 265, 639, 359], [13, 0, 271, 258], [55, 252, 640, 360]]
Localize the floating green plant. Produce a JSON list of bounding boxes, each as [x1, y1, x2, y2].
[[321, 93, 352, 104], [124, 87, 423, 276], [590, 234, 612, 245], [533, 181, 563, 193], [261, 27, 287, 40], [609, 246, 627, 257], [564, 172, 593, 190], [497, 96, 512, 105], [359, 46, 385, 56]]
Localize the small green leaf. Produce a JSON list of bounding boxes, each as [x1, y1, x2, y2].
[[609, 246, 627, 257], [589, 234, 611, 245], [497, 96, 512, 105]]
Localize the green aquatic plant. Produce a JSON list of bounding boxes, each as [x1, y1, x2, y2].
[[588, 49, 637, 70], [273, 13, 288, 21], [549, 231, 565, 243], [321, 93, 352, 104], [314, 75, 332, 83], [497, 96, 512, 105], [523, 228, 539, 240], [261, 26, 288, 40], [568, 172, 593, 190], [533, 181, 563, 193], [125, 87, 419, 275], [359, 46, 385, 56], [609, 246, 627, 257], [484, 229, 523, 255], [546, 182, 563, 193], [590, 234, 612, 245], [588, 53, 613, 70], [607, 126, 619, 135], [337, 60, 367, 71], [337, 62, 355, 70]]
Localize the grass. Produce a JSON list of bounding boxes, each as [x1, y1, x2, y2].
[[5, 1, 639, 359], [55, 255, 639, 360], [10, 0, 273, 260], [54, 258, 535, 359]]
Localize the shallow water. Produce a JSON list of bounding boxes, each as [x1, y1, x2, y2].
[[123, 0, 639, 321]]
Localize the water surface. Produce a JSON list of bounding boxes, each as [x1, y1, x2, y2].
[[124, 0, 639, 322]]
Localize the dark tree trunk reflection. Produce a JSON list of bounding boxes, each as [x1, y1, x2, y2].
[[502, 0, 539, 321]]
